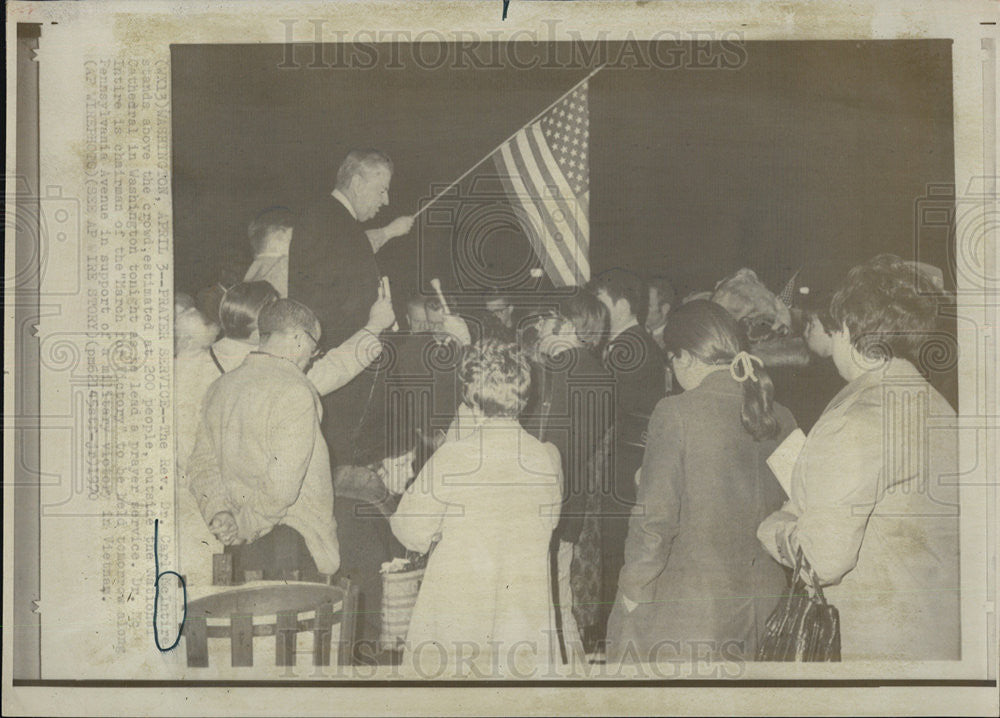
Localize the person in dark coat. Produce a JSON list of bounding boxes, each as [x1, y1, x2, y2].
[[287, 148, 413, 466], [607, 300, 796, 664], [287, 149, 413, 656], [767, 290, 844, 434], [589, 268, 667, 645], [521, 291, 614, 661]]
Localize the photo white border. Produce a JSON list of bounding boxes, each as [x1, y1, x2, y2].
[[4, 0, 997, 714]]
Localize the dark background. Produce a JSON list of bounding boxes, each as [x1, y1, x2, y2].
[[171, 40, 955, 306]]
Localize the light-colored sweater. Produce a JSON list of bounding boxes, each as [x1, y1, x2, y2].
[[187, 352, 339, 574]]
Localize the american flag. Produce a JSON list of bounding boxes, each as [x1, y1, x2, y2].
[[493, 80, 591, 287]]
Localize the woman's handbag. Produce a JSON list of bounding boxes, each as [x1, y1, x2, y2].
[[757, 547, 841, 661]]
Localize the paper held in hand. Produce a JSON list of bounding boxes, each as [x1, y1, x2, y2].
[[766, 428, 807, 497]]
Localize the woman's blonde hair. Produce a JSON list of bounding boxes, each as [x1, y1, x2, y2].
[[459, 339, 531, 418]]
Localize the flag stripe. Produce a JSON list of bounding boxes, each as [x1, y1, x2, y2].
[[524, 125, 591, 275], [507, 137, 586, 285], [522, 127, 585, 246], [503, 133, 580, 285], [489, 77, 590, 286], [509, 132, 587, 284], [497, 141, 578, 287], [529, 123, 591, 241], [509, 152, 577, 285], [578, 191, 590, 237]]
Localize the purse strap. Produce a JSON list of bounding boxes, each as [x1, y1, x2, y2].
[[792, 546, 831, 606]]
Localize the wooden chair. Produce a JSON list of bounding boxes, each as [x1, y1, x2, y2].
[[181, 578, 359, 668]]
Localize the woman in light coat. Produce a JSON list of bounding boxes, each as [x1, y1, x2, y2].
[[758, 255, 960, 660], [392, 339, 563, 675]]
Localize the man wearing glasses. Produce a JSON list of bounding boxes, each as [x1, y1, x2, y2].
[[188, 298, 367, 580]]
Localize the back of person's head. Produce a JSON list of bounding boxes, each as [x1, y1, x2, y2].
[[563, 289, 610, 351], [664, 299, 780, 441], [406, 295, 427, 329], [798, 290, 837, 333], [589, 268, 648, 325], [484, 289, 515, 330], [517, 313, 546, 363], [258, 298, 321, 341], [335, 148, 393, 190], [424, 297, 443, 315], [484, 288, 511, 308], [459, 338, 531, 418], [219, 281, 280, 340], [480, 313, 517, 343], [247, 206, 294, 257], [175, 306, 218, 356], [830, 254, 943, 365], [175, 292, 196, 314], [647, 274, 676, 311]]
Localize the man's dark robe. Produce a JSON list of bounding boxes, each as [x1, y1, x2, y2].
[[288, 194, 381, 466]]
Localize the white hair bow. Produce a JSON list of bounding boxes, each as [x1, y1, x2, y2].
[[730, 351, 764, 383]]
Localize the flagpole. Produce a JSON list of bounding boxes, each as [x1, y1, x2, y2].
[[412, 63, 606, 219]]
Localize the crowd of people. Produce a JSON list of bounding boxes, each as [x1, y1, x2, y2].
[[174, 148, 960, 670]]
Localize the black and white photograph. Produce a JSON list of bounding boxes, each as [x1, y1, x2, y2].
[[5, 1, 998, 715], [170, 38, 962, 671]]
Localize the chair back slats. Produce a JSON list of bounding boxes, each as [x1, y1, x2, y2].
[[184, 616, 209, 667], [181, 578, 358, 668], [313, 601, 334, 666], [275, 611, 298, 666], [337, 582, 360, 666], [230, 613, 254, 667], [206, 625, 232, 638]]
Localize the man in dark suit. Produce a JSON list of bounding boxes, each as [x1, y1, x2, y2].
[[646, 273, 677, 394], [288, 149, 413, 659], [644, 274, 676, 351], [589, 268, 667, 648], [288, 148, 413, 466]]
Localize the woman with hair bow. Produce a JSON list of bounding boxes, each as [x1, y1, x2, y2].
[[607, 300, 797, 664]]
